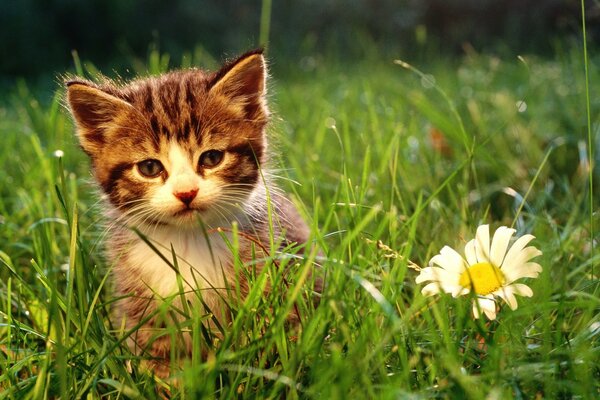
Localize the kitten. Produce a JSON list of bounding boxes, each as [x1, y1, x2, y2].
[[66, 50, 315, 377]]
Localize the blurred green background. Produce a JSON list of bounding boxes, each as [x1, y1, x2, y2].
[[0, 0, 596, 85]]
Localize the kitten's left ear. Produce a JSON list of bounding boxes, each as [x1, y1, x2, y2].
[[66, 80, 134, 155], [209, 50, 267, 119]]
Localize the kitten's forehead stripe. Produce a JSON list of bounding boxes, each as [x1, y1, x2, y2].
[[149, 115, 160, 136], [149, 82, 172, 140], [129, 73, 207, 143], [143, 86, 154, 113], [192, 114, 203, 138], [184, 78, 195, 105], [181, 119, 190, 143], [161, 79, 180, 126]]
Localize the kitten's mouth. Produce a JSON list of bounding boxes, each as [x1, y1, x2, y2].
[[173, 206, 206, 218], [170, 206, 214, 227], [174, 208, 197, 217]]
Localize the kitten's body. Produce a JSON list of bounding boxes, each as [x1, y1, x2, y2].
[[66, 51, 312, 376]]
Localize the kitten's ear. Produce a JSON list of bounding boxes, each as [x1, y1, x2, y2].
[[66, 81, 133, 154], [209, 50, 267, 119]]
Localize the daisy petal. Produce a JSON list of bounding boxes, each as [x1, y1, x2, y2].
[[421, 282, 443, 296], [483, 307, 497, 320], [496, 286, 519, 310], [415, 267, 446, 284], [472, 297, 496, 320], [474, 224, 490, 263], [511, 283, 533, 297], [490, 226, 516, 267], [434, 245, 468, 273], [464, 239, 477, 265], [504, 262, 542, 283], [505, 292, 519, 309], [503, 234, 536, 264], [479, 297, 496, 312], [502, 247, 542, 278], [451, 285, 469, 298]]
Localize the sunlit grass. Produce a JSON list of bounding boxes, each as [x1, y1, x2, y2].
[[0, 45, 598, 398]]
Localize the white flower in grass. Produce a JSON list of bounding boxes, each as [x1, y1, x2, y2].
[[416, 224, 542, 320]]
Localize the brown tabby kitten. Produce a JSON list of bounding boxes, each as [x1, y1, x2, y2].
[[66, 50, 312, 377]]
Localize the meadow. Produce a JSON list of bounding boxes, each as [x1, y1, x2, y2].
[[0, 43, 598, 398]]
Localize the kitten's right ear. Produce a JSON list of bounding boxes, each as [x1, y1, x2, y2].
[[66, 81, 133, 154], [209, 50, 268, 120]]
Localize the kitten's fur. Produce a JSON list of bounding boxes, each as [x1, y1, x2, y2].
[[66, 50, 313, 377]]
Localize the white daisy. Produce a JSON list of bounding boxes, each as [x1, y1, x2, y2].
[[416, 224, 542, 320]]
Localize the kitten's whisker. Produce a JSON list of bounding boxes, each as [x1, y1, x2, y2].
[[115, 205, 154, 226], [133, 207, 164, 226], [209, 205, 240, 229], [119, 203, 165, 228]]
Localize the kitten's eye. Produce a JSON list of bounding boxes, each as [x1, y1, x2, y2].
[[199, 150, 224, 169], [137, 159, 164, 178]]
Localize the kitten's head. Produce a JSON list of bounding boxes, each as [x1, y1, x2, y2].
[[66, 50, 268, 228]]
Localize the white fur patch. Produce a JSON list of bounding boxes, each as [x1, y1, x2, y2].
[[126, 225, 231, 299]]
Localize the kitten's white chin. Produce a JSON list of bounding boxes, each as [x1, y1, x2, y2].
[[164, 206, 241, 230], [170, 209, 208, 228]]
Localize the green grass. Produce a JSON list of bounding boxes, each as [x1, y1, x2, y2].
[[0, 45, 598, 399]]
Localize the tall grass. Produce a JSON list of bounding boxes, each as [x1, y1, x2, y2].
[[0, 40, 598, 399], [581, 0, 596, 280]]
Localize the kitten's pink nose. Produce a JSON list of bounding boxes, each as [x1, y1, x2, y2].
[[174, 189, 198, 207]]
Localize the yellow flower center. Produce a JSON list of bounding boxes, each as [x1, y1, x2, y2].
[[458, 262, 505, 295]]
